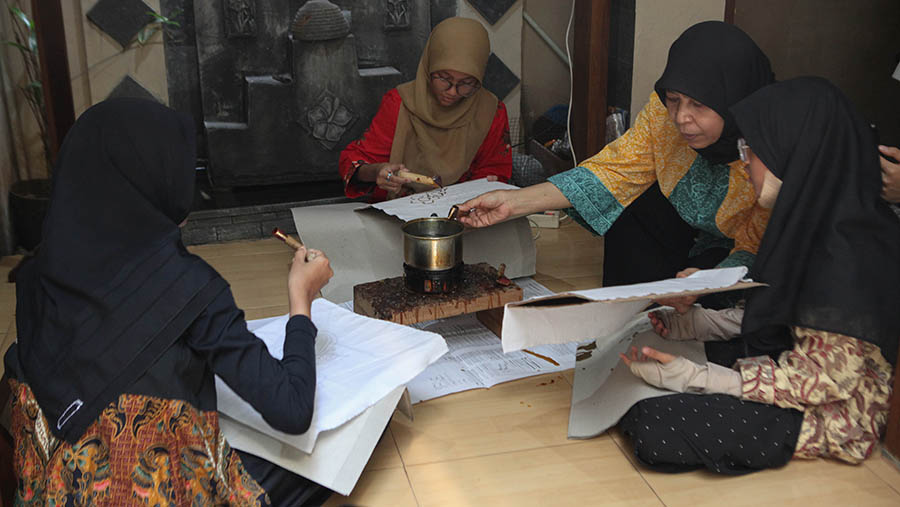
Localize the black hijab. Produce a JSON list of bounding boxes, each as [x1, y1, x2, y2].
[[731, 77, 900, 365], [12, 98, 228, 442], [655, 21, 774, 165]]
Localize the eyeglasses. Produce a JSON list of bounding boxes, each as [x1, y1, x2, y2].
[[737, 138, 750, 164], [430, 73, 480, 98]]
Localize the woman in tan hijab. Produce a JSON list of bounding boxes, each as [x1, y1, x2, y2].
[[339, 17, 512, 202]]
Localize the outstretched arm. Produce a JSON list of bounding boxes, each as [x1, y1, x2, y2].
[[457, 182, 570, 228]]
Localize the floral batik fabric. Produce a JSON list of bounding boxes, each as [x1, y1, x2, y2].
[[737, 327, 893, 463], [9, 380, 269, 506]]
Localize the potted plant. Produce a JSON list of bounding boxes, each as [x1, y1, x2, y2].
[[3, 3, 182, 253], [4, 2, 52, 252]]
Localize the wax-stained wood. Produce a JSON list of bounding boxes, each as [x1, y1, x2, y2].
[[353, 263, 523, 325], [474, 307, 504, 337]]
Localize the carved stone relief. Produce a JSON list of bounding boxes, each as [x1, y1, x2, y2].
[[304, 91, 358, 150], [385, 0, 411, 31], [224, 0, 256, 37]]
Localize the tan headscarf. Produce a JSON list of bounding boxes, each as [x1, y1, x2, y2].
[[392, 17, 499, 186]]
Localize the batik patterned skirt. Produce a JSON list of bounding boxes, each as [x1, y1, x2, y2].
[[621, 327, 893, 474], [8, 380, 269, 506]]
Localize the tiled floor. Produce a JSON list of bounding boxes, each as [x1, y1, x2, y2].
[[2, 221, 899, 506]]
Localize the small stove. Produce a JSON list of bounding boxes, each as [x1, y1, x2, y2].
[[403, 262, 465, 294], [353, 263, 523, 327]]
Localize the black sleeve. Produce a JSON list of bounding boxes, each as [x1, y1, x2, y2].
[[186, 288, 316, 434]]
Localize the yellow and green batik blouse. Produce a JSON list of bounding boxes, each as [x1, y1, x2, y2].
[[548, 92, 769, 269]]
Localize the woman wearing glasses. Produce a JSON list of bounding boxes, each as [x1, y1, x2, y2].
[[458, 22, 772, 292], [620, 77, 899, 473], [338, 17, 511, 202]]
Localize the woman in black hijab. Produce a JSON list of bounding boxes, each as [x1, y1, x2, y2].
[[4, 98, 334, 505], [601, 19, 776, 290], [458, 22, 774, 299], [621, 77, 900, 474]]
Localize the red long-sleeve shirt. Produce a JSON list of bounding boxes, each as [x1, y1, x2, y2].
[[338, 88, 512, 201]]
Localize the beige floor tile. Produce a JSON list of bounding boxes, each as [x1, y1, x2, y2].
[[367, 427, 404, 471], [532, 274, 605, 293], [391, 373, 577, 465], [189, 240, 295, 310], [323, 466, 417, 507], [406, 439, 662, 507], [0, 312, 16, 379], [607, 426, 641, 468], [0, 259, 18, 333], [242, 305, 290, 321], [865, 450, 900, 495], [229, 284, 292, 311], [641, 455, 900, 507], [534, 224, 604, 284], [201, 251, 292, 280], [187, 238, 288, 259]]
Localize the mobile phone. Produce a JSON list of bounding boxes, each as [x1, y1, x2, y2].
[[871, 123, 899, 164]]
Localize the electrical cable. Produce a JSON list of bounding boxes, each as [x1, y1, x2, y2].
[[564, 0, 577, 165]]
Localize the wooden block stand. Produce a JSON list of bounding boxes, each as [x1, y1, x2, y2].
[[353, 263, 522, 332]]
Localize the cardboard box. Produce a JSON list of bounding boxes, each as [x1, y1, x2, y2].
[[500, 268, 762, 353]]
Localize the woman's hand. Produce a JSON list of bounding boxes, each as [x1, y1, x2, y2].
[[880, 145, 900, 203], [620, 345, 741, 396], [457, 190, 517, 227], [374, 163, 411, 194], [456, 182, 571, 228], [619, 345, 677, 367], [653, 267, 699, 313], [355, 162, 411, 194], [620, 346, 692, 392], [648, 311, 671, 338], [288, 246, 333, 318], [648, 306, 743, 342]]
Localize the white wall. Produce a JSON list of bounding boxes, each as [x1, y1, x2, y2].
[[631, 0, 725, 122], [457, 1, 523, 128]]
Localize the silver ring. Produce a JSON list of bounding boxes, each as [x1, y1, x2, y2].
[[386, 171, 392, 181]]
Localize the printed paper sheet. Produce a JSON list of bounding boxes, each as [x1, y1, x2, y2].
[[406, 313, 577, 403], [338, 277, 575, 403]]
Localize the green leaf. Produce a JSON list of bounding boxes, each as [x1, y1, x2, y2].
[[10, 6, 33, 32], [2, 40, 29, 53], [145, 10, 181, 28], [25, 81, 43, 105]]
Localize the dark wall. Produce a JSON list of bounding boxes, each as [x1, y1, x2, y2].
[[607, 0, 635, 113], [159, 0, 458, 186], [734, 0, 900, 146]]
